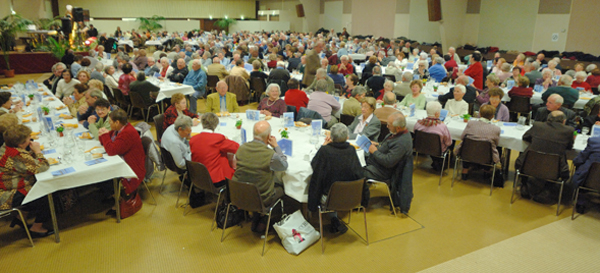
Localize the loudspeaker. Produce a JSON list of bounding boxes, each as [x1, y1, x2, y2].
[[296, 4, 305, 17], [61, 17, 72, 35], [73, 7, 84, 22], [427, 0, 442, 21]]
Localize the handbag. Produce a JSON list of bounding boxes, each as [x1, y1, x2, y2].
[[120, 191, 142, 219], [273, 210, 320, 255], [216, 203, 244, 229]]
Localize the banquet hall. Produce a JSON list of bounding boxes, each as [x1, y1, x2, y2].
[[1, 0, 600, 272]]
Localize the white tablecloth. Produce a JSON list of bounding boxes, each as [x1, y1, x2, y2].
[[190, 115, 365, 203], [118, 40, 134, 48], [152, 81, 196, 103], [348, 54, 366, 61], [16, 85, 137, 205], [145, 40, 163, 46]]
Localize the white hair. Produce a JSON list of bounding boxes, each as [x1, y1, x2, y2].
[[454, 84, 466, 94], [575, 71, 587, 79], [541, 68, 553, 77], [426, 101, 442, 117], [267, 83, 281, 96]]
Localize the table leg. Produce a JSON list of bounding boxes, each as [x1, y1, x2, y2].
[[47, 194, 60, 243], [114, 178, 121, 223]]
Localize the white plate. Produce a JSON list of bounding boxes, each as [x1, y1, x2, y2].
[[91, 147, 106, 154]]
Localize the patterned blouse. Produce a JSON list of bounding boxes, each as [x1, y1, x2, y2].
[[163, 105, 198, 130], [257, 98, 287, 118], [0, 145, 49, 209]]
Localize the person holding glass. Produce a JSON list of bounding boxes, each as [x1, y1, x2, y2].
[[257, 84, 287, 118], [399, 80, 427, 110], [347, 97, 381, 141]]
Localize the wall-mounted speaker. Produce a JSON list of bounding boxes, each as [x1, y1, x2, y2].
[[427, 0, 442, 22], [73, 7, 84, 22], [296, 4, 305, 18]]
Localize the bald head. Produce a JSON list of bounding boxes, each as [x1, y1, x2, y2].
[[253, 121, 272, 142], [456, 75, 469, 85], [177, 58, 186, 69], [216, 81, 228, 96], [548, 110, 566, 124], [383, 91, 396, 105], [546, 94, 563, 111]]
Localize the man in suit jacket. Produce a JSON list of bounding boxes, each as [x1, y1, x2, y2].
[[98, 109, 146, 195], [168, 58, 189, 83], [438, 75, 477, 104], [541, 75, 579, 108], [515, 110, 574, 203], [205, 81, 240, 113], [267, 61, 291, 94], [374, 91, 400, 122], [190, 113, 240, 187], [535, 94, 576, 128], [302, 40, 324, 87], [129, 72, 160, 106], [207, 57, 229, 80]]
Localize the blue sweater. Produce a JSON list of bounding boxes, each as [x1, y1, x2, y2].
[[183, 69, 207, 94]]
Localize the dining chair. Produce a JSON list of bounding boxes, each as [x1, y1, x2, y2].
[[183, 161, 226, 229], [112, 88, 132, 116], [572, 162, 600, 220], [511, 150, 565, 216], [129, 92, 159, 122], [318, 179, 369, 253], [0, 208, 34, 247], [452, 137, 498, 196], [152, 114, 165, 142], [414, 130, 450, 185], [158, 147, 188, 207], [221, 179, 284, 256], [508, 96, 531, 123]]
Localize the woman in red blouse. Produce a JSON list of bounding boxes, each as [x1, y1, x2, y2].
[[508, 76, 533, 98], [163, 93, 199, 131], [118, 63, 136, 96]]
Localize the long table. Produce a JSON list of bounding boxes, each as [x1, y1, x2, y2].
[[190, 114, 365, 203], [14, 84, 137, 242]]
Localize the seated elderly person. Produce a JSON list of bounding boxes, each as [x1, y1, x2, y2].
[[0, 113, 18, 146], [374, 91, 399, 122], [56, 70, 81, 99], [501, 66, 522, 87], [283, 78, 309, 114], [496, 63, 512, 83], [367, 66, 386, 99], [328, 65, 345, 89], [0, 92, 22, 115], [399, 80, 427, 110], [144, 57, 160, 76], [515, 111, 574, 203], [535, 69, 558, 91], [586, 68, 600, 89], [414, 101, 452, 171], [90, 62, 105, 84], [343, 74, 359, 98], [258, 84, 287, 118], [230, 59, 250, 85], [168, 58, 189, 83], [572, 136, 600, 214], [308, 123, 364, 234], [158, 57, 174, 79], [233, 120, 287, 231], [307, 68, 335, 94], [183, 59, 208, 114], [572, 71, 591, 92], [342, 86, 367, 117], [376, 80, 395, 101], [98, 109, 146, 217], [428, 56, 447, 82], [444, 84, 469, 116], [508, 76, 534, 98], [454, 105, 501, 180], [413, 60, 430, 80], [475, 73, 501, 107], [129, 72, 159, 106], [394, 71, 413, 98], [0, 124, 52, 237], [205, 81, 240, 114], [481, 88, 509, 121], [535, 94, 576, 128], [307, 79, 341, 127], [190, 113, 240, 189], [338, 55, 354, 76], [88, 98, 112, 140], [163, 93, 200, 130], [118, 63, 136, 96], [363, 112, 413, 213], [542, 75, 579, 108], [348, 97, 381, 141]]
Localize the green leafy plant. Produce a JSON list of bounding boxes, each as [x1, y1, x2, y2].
[[214, 18, 236, 33], [0, 14, 33, 70], [41, 106, 50, 114], [137, 15, 165, 32], [35, 16, 62, 30], [47, 37, 68, 60]]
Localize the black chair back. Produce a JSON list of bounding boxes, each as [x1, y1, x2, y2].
[[378, 122, 390, 143], [185, 161, 219, 194], [103, 85, 117, 105], [250, 77, 267, 100], [153, 114, 165, 141], [206, 75, 220, 94], [383, 74, 396, 82], [160, 147, 185, 174], [228, 179, 265, 213], [340, 114, 354, 126], [590, 104, 600, 118], [521, 150, 560, 181], [468, 103, 474, 116], [508, 96, 531, 114], [129, 92, 148, 109], [460, 137, 493, 165], [584, 162, 600, 190], [414, 130, 443, 157], [591, 87, 599, 95], [325, 179, 365, 211], [113, 88, 130, 109]]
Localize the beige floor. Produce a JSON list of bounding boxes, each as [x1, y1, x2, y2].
[[0, 73, 592, 272]]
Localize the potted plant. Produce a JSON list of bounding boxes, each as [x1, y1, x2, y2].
[[28, 94, 34, 100], [461, 114, 471, 123], [279, 128, 289, 139], [56, 126, 64, 137], [41, 106, 50, 115], [0, 14, 33, 77], [214, 18, 236, 33], [137, 15, 165, 32], [235, 119, 242, 130]]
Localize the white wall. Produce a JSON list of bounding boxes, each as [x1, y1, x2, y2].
[[532, 14, 570, 53], [477, 0, 539, 51], [462, 14, 480, 45], [323, 1, 343, 32], [408, 0, 441, 43], [260, 0, 303, 32], [394, 14, 410, 39], [229, 21, 291, 33]]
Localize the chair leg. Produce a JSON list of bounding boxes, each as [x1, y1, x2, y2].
[[571, 187, 580, 220], [220, 203, 231, 242], [414, 152, 419, 169], [211, 190, 224, 231], [556, 181, 564, 216], [262, 209, 273, 256], [318, 208, 324, 254], [363, 206, 369, 246], [159, 169, 167, 194], [490, 165, 496, 196], [451, 157, 459, 187], [175, 172, 187, 208], [15, 209, 34, 247], [183, 182, 195, 216], [143, 179, 157, 205], [439, 153, 447, 186], [384, 183, 397, 217], [511, 172, 520, 204]]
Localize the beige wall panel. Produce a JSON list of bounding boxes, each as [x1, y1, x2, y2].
[[394, 14, 410, 38], [462, 14, 480, 45], [408, 0, 441, 44], [532, 14, 570, 53], [351, 0, 395, 38], [565, 0, 600, 55], [477, 0, 539, 52]]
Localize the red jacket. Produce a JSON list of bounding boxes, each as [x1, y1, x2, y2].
[[464, 62, 483, 90], [163, 105, 198, 132], [572, 81, 591, 91], [338, 63, 354, 76], [190, 132, 239, 183], [99, 123, 145, 194], [585, 75, 600, 88], [508, 87, 534, 98], [284, 89, 309, 114]]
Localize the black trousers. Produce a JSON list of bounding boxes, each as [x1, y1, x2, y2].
[[12, 192, 51, 224]]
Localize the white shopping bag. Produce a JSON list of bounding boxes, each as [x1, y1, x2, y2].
[[274, 210, 320, 255]]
